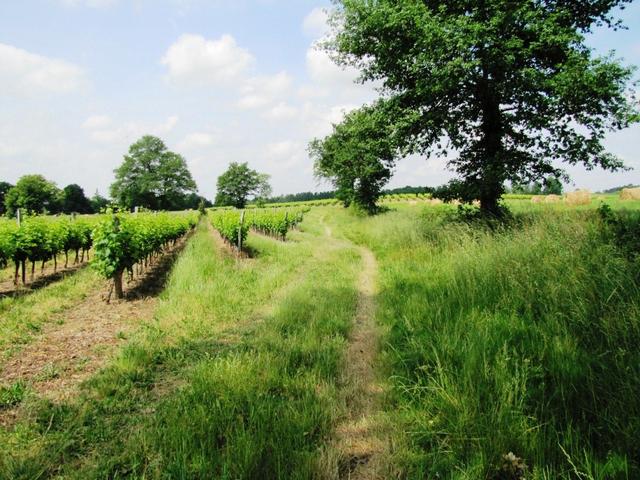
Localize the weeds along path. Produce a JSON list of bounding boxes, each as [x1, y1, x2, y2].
[[0, 234, 191, 425], [320, 213, 389, 479]]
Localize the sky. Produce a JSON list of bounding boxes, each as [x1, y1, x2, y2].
[[0, 0, 639, 200]]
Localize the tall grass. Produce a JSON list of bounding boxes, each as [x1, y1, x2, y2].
[[0, 218, 362, 479], [332, 206, 640, 478]]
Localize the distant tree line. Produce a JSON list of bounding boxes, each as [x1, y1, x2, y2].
[[1, 175, 109, 217], [2, 135, 213, 217], [600, 184, 640, 194]]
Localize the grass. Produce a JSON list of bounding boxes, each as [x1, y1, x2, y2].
[[0, 266, 100, 358], [326, 201, 640, 479], [1, 200, 639, 479], [0, 217, 362, 479]]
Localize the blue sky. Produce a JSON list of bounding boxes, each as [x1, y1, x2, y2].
[[1, 0, 639, 200]]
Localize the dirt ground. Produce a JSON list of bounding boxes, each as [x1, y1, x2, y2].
[[0, 236, 190, 426]]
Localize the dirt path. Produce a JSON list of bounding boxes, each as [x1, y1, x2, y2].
[[0, 235, 190, 426], [0, 258, 89, 299], [319, 214, 388, 479]]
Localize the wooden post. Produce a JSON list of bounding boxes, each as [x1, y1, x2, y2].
[[238, 210, 245, 251]]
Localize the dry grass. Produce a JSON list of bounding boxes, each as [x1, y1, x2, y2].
[[620, 187, 640, 201], [565, 189, 592, 206]]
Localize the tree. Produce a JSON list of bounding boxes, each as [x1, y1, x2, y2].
[[310, 104, 396, 213], [61, 184, 92, 214], [327, 0, 638, 215], [215, 162, 271, 209], [90, 191, 110, 213], [0, 182, 13, 216], [4, 175, 61, 216], [110, 135, 198, 211]]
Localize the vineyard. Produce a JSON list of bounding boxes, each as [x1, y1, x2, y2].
[[209, 207, 307, 246], [92, 211, 198, 299], [0, 215, 96, 285], [1, 200, 640, 479]]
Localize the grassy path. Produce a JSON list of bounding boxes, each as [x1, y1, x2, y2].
[[317, 211, 391, 479], [0, 216, 366, 478]]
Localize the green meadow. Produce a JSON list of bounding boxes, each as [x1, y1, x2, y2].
[[1, 197, 639, 479]]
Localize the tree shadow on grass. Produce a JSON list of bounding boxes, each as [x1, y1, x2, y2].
[[124, 237, 192, 300], [0, 263, 88, 300]]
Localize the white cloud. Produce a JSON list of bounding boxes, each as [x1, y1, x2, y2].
[[87, 115, 179, 144], [161, 34, 254, 86], [303, 7, 330, 38], [0, 42, 86, 96], [237, 71, 293, 110], [265, 140, 305, 170], [178, 131, 216, 151], [306, 47, 360, 88], [263, 102, 298, 120], [83, 114, 112, 129]]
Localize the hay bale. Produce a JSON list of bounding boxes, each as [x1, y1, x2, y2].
[[544, 194, 561, 203], [531, 195, 544, 204], [565, 189, 591, 206], [620, 187, 640, 200]]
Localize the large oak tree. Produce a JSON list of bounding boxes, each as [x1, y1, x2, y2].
[[110, 135, 198, 211], [322, 0, 638, 215]]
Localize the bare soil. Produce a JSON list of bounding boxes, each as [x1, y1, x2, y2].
[[0, 236, 190, 426], [0, 256, 89, 299]]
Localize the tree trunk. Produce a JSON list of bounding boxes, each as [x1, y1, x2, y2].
[[54, 255, 57, 272], [14, 262, 19, 285], [30, 261, 35, 281], [65, 251, 68, 268], [21, 260, 26, 284], [113, 270, 124, 299]]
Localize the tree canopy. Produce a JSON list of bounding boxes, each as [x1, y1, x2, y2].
[[4, 175, 61, 216], [319, 0, 638, 215], [61, 184, 93, 214], [0, 182, 13, 216], [309, 104, 395, 212], [215, 162, 271, 209], [110, 135, 198, 211]]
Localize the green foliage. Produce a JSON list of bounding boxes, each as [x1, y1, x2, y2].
[[335, 207, 640, 478], [215, 162, 271, 209], [0, 181, 13, 216], [328, 0, 638, 214], [61, 184, 92, 214], [92, 211, 197, 279], [110, 135, 198, 211], [3, 174, 61, 216], [0, 381, 27, 410], [0, 215, 96, 278], [598, 204, 640, 260], [90, 191, 110, 213], [247, 208, 306, 240], [209, 210, 248, 246], [310, 103, 395, 213]]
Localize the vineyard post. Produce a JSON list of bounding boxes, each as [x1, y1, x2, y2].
[[16, 208, 21, 227], [238, 210, 245, 251], [112, 215, 124, 299]]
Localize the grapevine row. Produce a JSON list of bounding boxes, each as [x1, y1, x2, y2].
[[209, 208, 306, 247], [247, 208, 306, 240], [92, 211, 198, 299], [0, 216, 96, 284]]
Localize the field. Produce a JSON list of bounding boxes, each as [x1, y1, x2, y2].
[[1, 197, 639, 479]]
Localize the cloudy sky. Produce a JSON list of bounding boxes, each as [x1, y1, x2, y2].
[[1, 0, 639, 200]]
